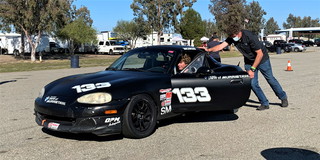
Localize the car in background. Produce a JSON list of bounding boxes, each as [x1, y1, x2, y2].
[[287, 43, 306, 52], [288, 39, 304, 44], [34, 45, 251, 138], [266, 40, 292, 53], [315, 39, 320, 46], [302, 40, 314, 47]]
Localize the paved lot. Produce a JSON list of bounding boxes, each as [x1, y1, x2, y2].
[[0, 48, 319, 160]]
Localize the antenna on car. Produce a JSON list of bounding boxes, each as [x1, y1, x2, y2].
[[237, 61, 240, 66]]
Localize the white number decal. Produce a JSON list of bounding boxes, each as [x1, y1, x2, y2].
[[72, 82, 111, 93], [172, 87, 211, 103]]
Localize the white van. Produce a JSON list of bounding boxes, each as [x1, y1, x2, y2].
[[98, 40, 125, 55]]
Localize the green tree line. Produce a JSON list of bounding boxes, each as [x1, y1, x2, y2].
[[1, 0, 320, 61]]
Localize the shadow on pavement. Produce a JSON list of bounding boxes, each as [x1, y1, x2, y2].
[[0, 80, 17, 85], [42, 128, 124, 142], [261, 147, 320, 160], [41, 111, 238, 141], [158, 111, 239, 128]]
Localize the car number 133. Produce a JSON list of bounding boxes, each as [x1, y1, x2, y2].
[[172, 87, 211, 103]]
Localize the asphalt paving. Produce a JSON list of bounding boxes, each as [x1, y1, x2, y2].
[[0, 47, 319, 160]]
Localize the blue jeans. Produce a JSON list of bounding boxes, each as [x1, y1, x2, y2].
[[245, 59, 287, 106]]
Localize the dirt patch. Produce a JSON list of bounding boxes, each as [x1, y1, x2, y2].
[[0, 55, 19, 63]]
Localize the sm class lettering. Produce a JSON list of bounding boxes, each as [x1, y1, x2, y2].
[[172, 87, 211, 103]]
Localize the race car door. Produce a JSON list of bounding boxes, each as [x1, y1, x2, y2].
[[171, 54, 251, 112]]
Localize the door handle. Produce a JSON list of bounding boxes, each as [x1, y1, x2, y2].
[[230, 78, 243, 84]]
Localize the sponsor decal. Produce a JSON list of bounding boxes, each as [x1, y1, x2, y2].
[[159, 88, 171, 93], [105, 117, 121, 127], [48, 122, 60, 130], [161, 105, 172, 115], [44, 96, 66, 106], [72, 82, 111, 93], [159, 88, 172, 115], [183, 47, 196, 50], [207, 75, 249, 80], [172, 87, 211, 103]]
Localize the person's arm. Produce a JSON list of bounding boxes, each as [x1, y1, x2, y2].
[[248, 49, 263, 78], [206, 41, 229, 52]]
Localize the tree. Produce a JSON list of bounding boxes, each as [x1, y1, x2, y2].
[[283, 14, 320, 38], [113, 17, 150, 49], [59, 18, 97, 54], [203, 19, 219, 38], [264, 17, 280, 35], [130, 0, 196, 45], [179, 8, 205, 46], [209, 0, 247, 35], [245, 1, 266, 35], [0, 0, 71, 62], [57, 5, 96, 54], [283, 14, 301, 29]]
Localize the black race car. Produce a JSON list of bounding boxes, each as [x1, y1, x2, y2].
[[34, 45, 251, 138]]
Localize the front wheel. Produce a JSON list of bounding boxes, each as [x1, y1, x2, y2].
[[122, 94, 157, 139]]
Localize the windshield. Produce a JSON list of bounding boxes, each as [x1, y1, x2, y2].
[[107, 48, 175, 73]]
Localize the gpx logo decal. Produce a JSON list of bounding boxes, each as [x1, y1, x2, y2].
[[172, 87, 211, 103], [105, 117, 121, 127]]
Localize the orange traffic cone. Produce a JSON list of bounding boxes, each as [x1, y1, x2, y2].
[[285, 60, 293, 71]]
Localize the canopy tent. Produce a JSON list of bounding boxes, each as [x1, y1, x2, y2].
[[200, 36, 209, 41], [172, 36, 186, 42]]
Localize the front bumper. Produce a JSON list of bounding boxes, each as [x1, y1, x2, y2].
[[34, 99, 129, 136], [35, 111, 122, 136]]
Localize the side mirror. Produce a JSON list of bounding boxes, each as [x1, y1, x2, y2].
[[196, 66, 212, 76]]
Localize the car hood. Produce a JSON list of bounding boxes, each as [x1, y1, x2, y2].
[[43, 70, 166, 99]]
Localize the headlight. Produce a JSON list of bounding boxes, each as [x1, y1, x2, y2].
[[77, 92, 112, 104], [38, 87, 45, 98]]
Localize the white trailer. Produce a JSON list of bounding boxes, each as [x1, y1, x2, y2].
[[265, 34, 287, 44], [0, 33, 67, 56], [0, 33, 31, 56]]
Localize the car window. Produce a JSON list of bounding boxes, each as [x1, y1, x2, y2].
[[181, 54, 205, 74], [108, 48, 174, 73]]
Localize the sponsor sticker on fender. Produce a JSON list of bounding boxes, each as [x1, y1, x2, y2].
[[48, 122, 60, 130], [159, 88, 172, 115], [45, 96, 66, 106], [105, 117, 121, 127]]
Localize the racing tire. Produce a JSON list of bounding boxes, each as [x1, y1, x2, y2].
[[122, 94, 157, 139], [294, 48, 299, 52]]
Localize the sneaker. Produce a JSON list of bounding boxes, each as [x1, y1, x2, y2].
[[281, 99, 289, 107], [256, 105, 269, 111]]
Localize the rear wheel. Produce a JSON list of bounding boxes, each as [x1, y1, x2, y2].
[[122, 94, 157, 139], [294, 48, 299, 52], [109, 49, 113, 55]]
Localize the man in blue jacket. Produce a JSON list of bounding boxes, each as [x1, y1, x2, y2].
[[201, 24, 288, 110]]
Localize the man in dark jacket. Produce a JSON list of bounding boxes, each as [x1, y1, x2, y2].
[[201, 24, 288, 110], [207, 34, 221, 62]]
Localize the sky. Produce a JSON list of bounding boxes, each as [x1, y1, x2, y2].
[[74, 0, 320, 32]]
